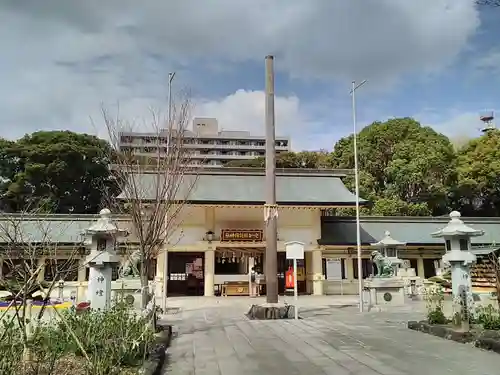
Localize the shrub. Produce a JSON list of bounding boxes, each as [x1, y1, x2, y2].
[[475, 305, 500, 330], [0, 319, 24, 375], [428, 307, 447, 325], [0, 302, 155, 375], [424, 284, 448, 324]]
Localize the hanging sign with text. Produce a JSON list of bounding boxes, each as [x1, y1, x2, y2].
[[220, 229, 263, 242]]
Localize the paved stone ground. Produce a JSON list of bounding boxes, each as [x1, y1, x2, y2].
[[162, 298, 499, 375]]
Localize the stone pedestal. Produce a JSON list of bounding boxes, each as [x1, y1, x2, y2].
[[247, 303, 296, 320], [115, 278, 143, 310], [364, 277, 406, 310], [399, 268, 424, 299]]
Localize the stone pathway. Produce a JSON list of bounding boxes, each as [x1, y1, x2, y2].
[[162, 301, 499, 375]]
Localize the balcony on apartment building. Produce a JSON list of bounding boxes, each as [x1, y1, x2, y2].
[[120, 137, 289, 150]]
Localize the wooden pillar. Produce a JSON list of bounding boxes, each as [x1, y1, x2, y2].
[[346, 257, 355, 281], [264, 55, 278, 304], [305, 252, 313, 294]]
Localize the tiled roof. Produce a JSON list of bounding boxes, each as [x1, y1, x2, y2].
[[320, 216, 500, 245], [0, 215, 131, 244], [117, 170, 366, 206]]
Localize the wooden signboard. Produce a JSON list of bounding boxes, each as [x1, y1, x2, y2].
[[220, 229, 263, 242]]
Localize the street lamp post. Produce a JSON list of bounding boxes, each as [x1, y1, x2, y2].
[[161, 72, 176, 313], [350, 79, 367, 313]]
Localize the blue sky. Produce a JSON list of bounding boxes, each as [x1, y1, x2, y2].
[[0, 1, 499, 150]]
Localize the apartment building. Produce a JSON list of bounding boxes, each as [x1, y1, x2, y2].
[[118, 117, 290, 167]]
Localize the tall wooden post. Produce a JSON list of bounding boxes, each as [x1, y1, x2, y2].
[[264, 55, 278, 304]]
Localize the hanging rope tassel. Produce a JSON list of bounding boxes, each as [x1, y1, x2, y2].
[[264, 204, 279, 225]]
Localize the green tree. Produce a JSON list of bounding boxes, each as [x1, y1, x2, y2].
[[0, 131, 117, 214], [0, 139, 17, 208], [224, 150, 333, 169], [455, 130, 500, 216], [225, 158, 265, 168], [331, 117, 457, 216]]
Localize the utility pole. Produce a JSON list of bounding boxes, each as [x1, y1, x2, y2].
[[350, 79, 367, 312], [161, 72, 176, 313], [264, 55, 278, 304]]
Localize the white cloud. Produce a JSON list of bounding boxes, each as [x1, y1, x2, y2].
[[0, 0, 481, 140], [431, 112, 485, 136], [194, 90, 331, 150], [472, 48, 500, 76], [419, 109, 499, 145], [4, 0, 479, 80]]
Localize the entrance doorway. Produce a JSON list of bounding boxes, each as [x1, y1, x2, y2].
[[213, 247, 265, 296], [167, 252, 204, 296]]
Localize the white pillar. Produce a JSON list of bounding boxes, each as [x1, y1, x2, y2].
[[37, 257, 46, 282], [312, 249, 323, 295], [417, 258, 425, 279], [157, 249, 167, 296], [248, 256, 255, 285], [204, 249, 215, 296], [77, 258, 87, 302]]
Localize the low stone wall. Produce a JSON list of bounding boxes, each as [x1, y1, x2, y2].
[[323, 280, 358, 295], [408, 320, 500, 354], [141, 323, 173, 375], [36, 280, 157, 303]]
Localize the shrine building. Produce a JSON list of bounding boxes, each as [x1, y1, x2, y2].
[[1, 167, 500, 300]]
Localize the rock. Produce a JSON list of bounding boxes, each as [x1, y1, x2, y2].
[[247, 303, 296, 320], [479, 330, 500, 340], [407, 321, 422, 330], [408, 320, 500, 350], [475, 337, 500, 354], [141, 323, 172, 375]]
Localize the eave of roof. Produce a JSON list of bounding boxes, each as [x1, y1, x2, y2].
[[110, 166, 354, 177]]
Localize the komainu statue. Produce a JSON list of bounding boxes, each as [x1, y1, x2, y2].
[[371, 250, 394, 278], [119, 249, 141, 278]]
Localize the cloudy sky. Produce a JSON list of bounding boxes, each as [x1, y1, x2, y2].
[[1, 1, 499, 149]]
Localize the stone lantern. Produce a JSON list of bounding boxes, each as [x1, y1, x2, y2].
[[82, 208, 129, 311], [431, 211, 483, 301], [371, 231, 406, 276]]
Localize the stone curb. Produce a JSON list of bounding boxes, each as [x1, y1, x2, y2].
[[141, 323, 173, 375], [408, 320, 500, 354]]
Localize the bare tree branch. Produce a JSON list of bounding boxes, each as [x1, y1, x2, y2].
[[476, 0, 500, 6], [0, 202, 84, 364], [101, 91, 199, 309]]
